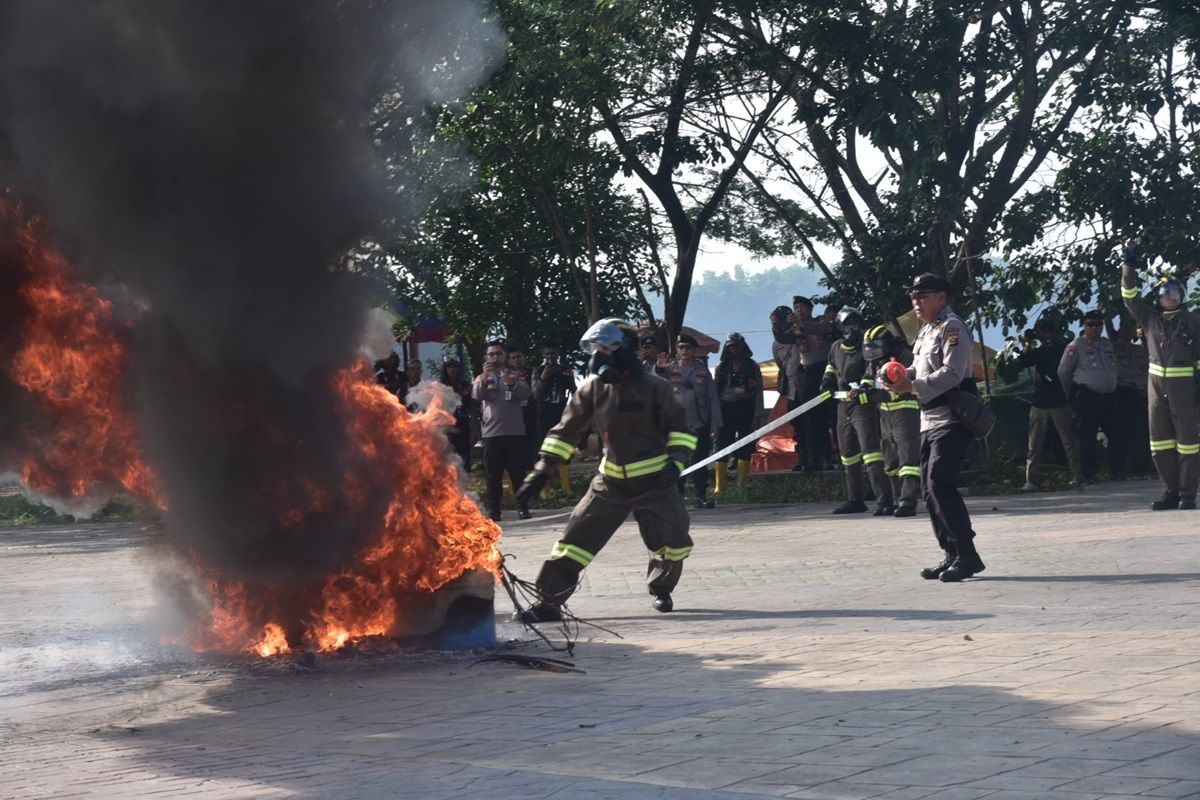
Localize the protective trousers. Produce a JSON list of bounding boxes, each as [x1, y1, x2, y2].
[[1115, 385, 1152, 475], [880, 406, 921, 509], [1148, 374, 1200, 500], [1026, 405, 1084, 484], [533, 473, 692, 606], [836, 401, 893, 505], [920, 423, 976, 556], [1071, 387, 1127, 480]]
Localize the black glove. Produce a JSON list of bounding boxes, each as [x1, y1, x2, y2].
[[1122, 240, 1139, 267], [660, 458, 682, 488], [818, 377, 837, 395], [515, 466, 551, 507]]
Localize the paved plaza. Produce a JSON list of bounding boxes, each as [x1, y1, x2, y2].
[[1, 479, 1198, 799]]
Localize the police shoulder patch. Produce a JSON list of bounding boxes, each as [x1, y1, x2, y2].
[[1067, 346, 1076, 357], [947, 332, 959, 346]]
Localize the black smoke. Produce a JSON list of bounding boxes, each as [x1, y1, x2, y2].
[[0, 1, 502, 581]]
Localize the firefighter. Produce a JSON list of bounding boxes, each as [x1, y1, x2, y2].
[[819, 308, 895, 514], [1121, 243, 1200, 510], [513, 318, 698, 622], [862, 325, 920, 517]]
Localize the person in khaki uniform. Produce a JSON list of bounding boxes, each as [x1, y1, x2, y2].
[[1015, 318, 1085, 490], [1058, 310, 1126, 481], [819, 308, 894, 515], [882, 273, 985, 583], [513, 319, 698, 622], [862, 325, 920, 517], [1121, 243, 1200, 510]]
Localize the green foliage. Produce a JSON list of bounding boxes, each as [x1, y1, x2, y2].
[[0, 495, 144, 525]]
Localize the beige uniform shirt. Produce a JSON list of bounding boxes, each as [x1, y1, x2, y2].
[[1058, 335, 1117, 395], [910, 308, 974, 432]]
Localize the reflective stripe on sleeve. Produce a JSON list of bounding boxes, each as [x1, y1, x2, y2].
[[1148, 363, 1195, 378], [540, 436, 576, 460], [666, 431, 699, 450], [1121, 286, 1138, 299]]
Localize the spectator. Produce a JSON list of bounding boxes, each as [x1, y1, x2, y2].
[[373, 352, 404, 398], [507, 345, 538, 474], [439, 359, 473, 472], [1016, 317, 1084, 490], [1113, 321, 1152, 475], [771, 296, 835, 471], [533, 343, 576, 444], [403, 359, 423, 411], [666, 333, 722, 508], [714, 332, 763, 481], [1058, 311, 1126, 481], [473, 340, 532, 521], [638, 334, 661, 372]]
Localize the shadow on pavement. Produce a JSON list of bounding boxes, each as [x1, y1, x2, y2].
[[77, 635, 1199, 800], [979, 572, 1200, 584], [591, 608, 995, 623]]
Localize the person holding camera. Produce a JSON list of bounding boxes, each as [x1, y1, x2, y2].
[[1058, 311, 1126, 482], [1121, 242, 1200, 510], [1015, 317, 1085, 490], [771, 295, 834, 471], [882, 273, 985, 583], [473, 340, 532, 521], [533, 343, 576, 444]]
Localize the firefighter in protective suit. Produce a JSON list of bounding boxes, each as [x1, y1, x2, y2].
[[1121, 243, 1200, 510], [862, 325, 920, 517], [513, 319, 698, 623], [820, 308, 895, 514]]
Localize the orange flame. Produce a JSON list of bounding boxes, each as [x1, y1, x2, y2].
[[2, 194, 501, 655], [0, 195, 163, 507]]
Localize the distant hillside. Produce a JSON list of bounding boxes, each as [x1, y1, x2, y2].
[[668, 263, 831, 360]]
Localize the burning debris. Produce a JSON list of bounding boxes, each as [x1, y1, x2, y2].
[[0, 2, 505, 656]]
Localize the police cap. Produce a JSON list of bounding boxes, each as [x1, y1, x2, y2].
[[907, 273, 953, 294]]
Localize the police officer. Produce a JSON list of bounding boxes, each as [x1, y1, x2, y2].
[[714, 332, 763, 484], [1121, 243, 1200, 510], [513, 318, 698, 622], [666, 333, 722, 509], [772, 296, 835, 471], [863, 325, 920, 517], [819, 308, 895, 515], [1058, 311, 1126, 481], [882, 273, 985, 582]]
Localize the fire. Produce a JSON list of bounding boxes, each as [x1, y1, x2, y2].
[[1, 194, 502, 655], [0, 195, 163, 508]]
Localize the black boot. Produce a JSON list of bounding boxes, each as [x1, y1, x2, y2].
[[893, 504, 917, 518], [832, 500, 868, 514], [652, 593, 674, 612], [920, 552, 955, 580], [516, 505, 532, 520], [940, 552, 986, 582], [1181, 498, 1197, 510], [873, 503, 897, 516], [1152, 493, 1180, 511]]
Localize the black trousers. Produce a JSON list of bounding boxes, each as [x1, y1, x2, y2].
[[678, 427, 713, 498], [521, 407, 538, 473], [791, 364, 830, 468], [920, 423, 976, 556], [1071, 387, 1127, 480], [718, 399, 757, 459], [483, 435, 527, 515], [1115, 385, 1152, 475]]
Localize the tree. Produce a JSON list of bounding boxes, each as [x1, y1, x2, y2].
[[712, 0, 1141, 321]]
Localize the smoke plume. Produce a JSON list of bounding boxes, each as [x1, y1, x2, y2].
[[0, 0, 503, 586]]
